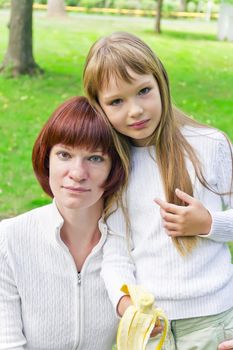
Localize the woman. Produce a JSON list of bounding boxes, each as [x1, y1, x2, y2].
[[0, 96, 129, 349]]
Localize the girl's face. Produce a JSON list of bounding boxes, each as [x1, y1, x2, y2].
[[98, 70, 162, 146], [49, 144, 111, 212]]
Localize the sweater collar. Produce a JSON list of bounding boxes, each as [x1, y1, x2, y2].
[[37, 200, 64, 242], [38, 200, 108, 245]]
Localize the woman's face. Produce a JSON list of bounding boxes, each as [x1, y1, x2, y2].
[[98, 69, 162, 146], [49, 144, 112, 212]]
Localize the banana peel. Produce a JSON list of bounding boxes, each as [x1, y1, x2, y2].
[[117, 284, 168, 350]]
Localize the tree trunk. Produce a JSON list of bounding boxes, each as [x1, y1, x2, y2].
[[47, 0, 66, 17], [179, 0, 186, 12], [0, 0, 42, 77], [205, 0, 212, 21], [155, 0, 163, 33]]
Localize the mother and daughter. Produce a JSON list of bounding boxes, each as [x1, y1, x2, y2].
[[0, 31, 232, 350]]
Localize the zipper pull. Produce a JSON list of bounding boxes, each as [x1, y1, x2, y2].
[[77, 272, 81, 285]]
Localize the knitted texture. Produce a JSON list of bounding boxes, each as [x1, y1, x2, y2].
[[0, 203, 118, 349], [102, 126, 233, 320]]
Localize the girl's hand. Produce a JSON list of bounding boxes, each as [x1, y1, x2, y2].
[[117, 296, 163, 337], [117, 295, 132, 317], [218, 340, 233, 350], [154, 189, 212, 237]]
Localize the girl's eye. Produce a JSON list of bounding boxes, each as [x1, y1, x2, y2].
[[56, 151, 71, 160], [110, 98, 122, 106], [139, 87, 151, 96], [88, 155, 104, 163]]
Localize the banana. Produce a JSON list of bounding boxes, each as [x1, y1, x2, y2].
[[117, 284, 168, 350]]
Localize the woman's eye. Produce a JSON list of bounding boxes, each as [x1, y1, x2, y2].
[[110, 98, 122, 106], [139, 87, 151, 96], [89, 155, 104, 163], [57, 151, 71, 160]]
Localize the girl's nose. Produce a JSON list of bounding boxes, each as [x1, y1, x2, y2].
[[127, 100, 143, 118]]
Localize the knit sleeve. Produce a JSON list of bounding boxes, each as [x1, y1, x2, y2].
[[101, 209, 136, 314], [207, 134, 233, 242], [0, 225, 26, 349]]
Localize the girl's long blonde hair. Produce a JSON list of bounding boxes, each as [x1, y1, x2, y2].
[[83, 32, 233, 255]]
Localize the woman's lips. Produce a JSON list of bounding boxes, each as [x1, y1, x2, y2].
[[62, 186, 90, 192]]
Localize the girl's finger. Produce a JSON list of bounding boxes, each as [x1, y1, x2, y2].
[[154, 198, 182, 214], [163, 222, 179, 231], [175, 188, 196, 205], [160, 209, 178, 223]]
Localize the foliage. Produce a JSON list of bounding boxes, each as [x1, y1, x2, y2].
[[32, 0, 224, 11], [0, 0, 10, 8], [66, 0, 79, 6], [222, 0, 233, 4]]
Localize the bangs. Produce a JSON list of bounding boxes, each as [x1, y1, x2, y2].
[[84, 32, 163, 103], [47, 96, 113, 153], [90, 41, 154, 93], [97, 49, 151, 90]]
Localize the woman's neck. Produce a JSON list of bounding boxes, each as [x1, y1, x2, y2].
[[56, 201, 103, 271]]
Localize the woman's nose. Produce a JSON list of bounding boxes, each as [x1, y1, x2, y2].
[[68, 161, 88, 182]]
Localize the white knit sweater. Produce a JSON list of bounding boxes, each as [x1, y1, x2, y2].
[[0, 202, 118, 349], [102, 126, 233, 320]]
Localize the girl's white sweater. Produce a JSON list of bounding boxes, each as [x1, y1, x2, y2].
[[102, 126, 233, 320]]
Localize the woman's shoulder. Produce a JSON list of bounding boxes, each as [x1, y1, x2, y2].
[[0, 203, 53, 240]]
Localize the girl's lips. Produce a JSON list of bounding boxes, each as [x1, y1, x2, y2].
[[129, 119, 149, 129]]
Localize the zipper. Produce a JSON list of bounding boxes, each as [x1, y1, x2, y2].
[[77, 271, 81, 285], [57, 224, 107, 350], [75, 271, 82, 350]]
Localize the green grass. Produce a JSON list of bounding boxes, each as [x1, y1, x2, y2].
[[0, 11, 232, 255]]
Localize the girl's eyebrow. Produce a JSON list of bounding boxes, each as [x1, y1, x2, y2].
[[102, 93, 121, 101], [135, 79, 154, 87], [102, 79, 154, 101]]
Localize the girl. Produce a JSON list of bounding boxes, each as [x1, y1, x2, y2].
[[219, 340, 233, 350], [0, 96, 129, 349], [83, 32, 233, 349]]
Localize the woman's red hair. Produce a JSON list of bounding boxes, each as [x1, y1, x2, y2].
[[32, 96, 126, 199]]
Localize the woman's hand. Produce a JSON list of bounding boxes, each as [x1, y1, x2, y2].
[[154, 189, 212, 237], [218, 340, 233, 350]]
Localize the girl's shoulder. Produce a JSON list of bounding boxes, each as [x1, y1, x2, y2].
[[181, 125, 230, 148], [181, 125, 232, 164], [181, 125, 224, 140]]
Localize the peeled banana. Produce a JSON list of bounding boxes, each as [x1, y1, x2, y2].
[[117, 284, 168, 350]]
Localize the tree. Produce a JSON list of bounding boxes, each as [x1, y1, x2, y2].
[[155, 0, 163, 33], [205, 0, 213, 21], [0, 0, 42, 77], [217, 0, 233, 41], [179, 0, 187, 11], [47, 0, 66, 16]]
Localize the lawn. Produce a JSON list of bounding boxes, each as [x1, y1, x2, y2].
[[0, 10, 232, 254]]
